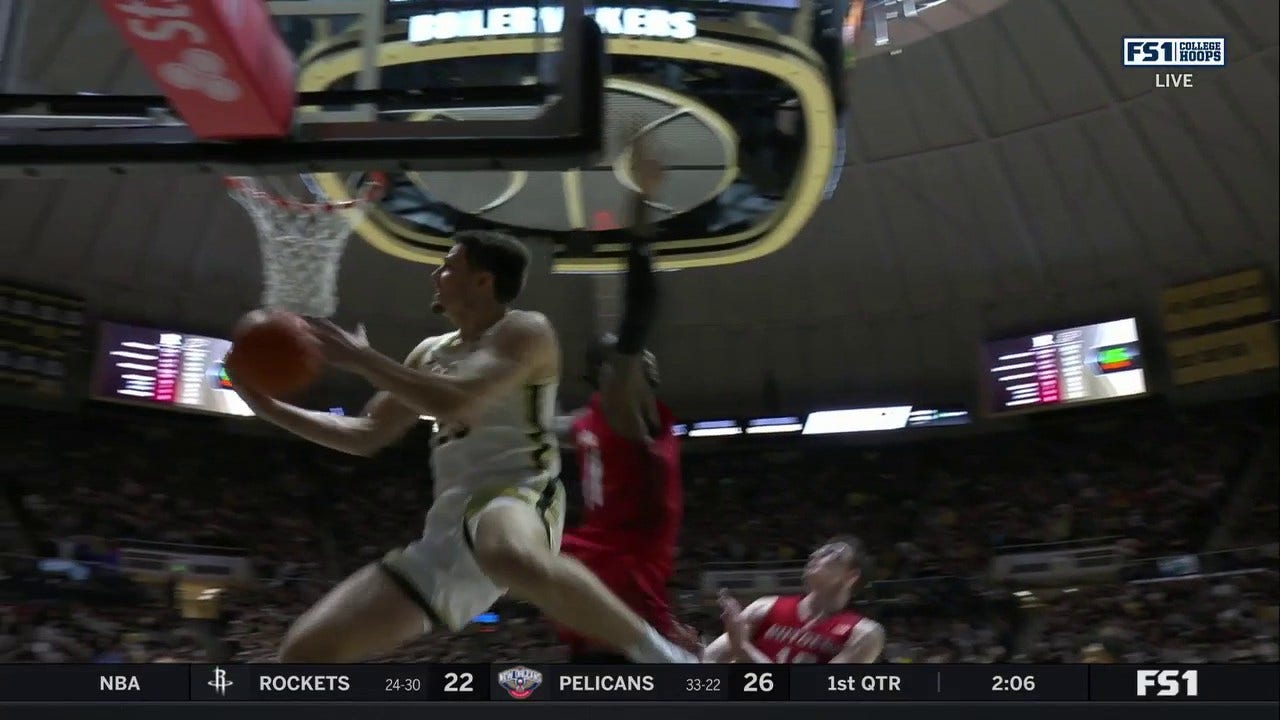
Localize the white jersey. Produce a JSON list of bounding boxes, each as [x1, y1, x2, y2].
[[412, 329, 560, 495]]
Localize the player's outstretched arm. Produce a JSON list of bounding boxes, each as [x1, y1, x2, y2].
[[240, 389, 419, 457], [233, 340, 433, 456], [703, 593, 777, 663], [317, 312, 555, 420], [599, 132, 663, 441]]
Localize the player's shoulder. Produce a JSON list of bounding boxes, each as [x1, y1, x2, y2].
[[848, 617, 885, 642], [404, 332, 456, 366], [489, 310, 557, 350], [502, 309, 555, 334], [743, 595, 781, 618]]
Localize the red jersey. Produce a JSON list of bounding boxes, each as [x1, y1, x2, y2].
[[568, 393, 682, 556], [559, 393, 682, 647], [750, 595, 865, 664]]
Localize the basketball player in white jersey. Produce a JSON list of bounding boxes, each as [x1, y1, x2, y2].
[[232, 161, 695, 665]]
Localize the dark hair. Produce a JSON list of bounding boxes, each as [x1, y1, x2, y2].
[[453, 230, 531, 303]]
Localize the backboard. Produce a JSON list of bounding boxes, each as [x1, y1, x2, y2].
[[0, 0, 604, 177]]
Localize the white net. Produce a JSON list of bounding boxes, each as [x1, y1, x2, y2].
[[226, 174, 385, 318]]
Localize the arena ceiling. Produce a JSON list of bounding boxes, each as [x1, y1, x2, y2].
[[1, 0, 1276, 417]]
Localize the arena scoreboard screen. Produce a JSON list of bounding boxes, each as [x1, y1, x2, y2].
[[981, 318, 1148, 416], [90, 322, 252, 417], [0, 663, 1274, 719]]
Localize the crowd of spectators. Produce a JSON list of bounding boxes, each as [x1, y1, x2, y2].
[[1029, 571, 1279, 663], [1, 396, 1275, 663]]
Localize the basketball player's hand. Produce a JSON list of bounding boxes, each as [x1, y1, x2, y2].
[[718, 589, 748, 653], [228, 373, 270, 410], [310, 319, 372, 371], [669, 622, 704, 658]]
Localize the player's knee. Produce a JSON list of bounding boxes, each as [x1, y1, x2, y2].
[[472, 531, 553, 591]]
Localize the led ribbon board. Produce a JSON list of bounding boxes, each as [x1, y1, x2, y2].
[[408, 7, 699, 42]]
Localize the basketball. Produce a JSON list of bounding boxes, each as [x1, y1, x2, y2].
[[224, 310, 323, 398]]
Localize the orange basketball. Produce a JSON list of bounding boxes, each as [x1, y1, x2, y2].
[[224, 310, 322, 398]]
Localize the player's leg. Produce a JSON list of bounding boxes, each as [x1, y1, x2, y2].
[[557, 534, 641, 663], [279, 490, 473, 662], [467, 482, 694, 663], [277, 563, 431, 663]]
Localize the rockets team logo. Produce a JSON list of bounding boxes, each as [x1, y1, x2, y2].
[[497, 666, 543, 700]]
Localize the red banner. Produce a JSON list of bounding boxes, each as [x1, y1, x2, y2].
[[98, 0, 296, 140]]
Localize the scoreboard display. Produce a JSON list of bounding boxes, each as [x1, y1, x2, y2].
[[91, 322, 252, 417], [982, 318, 1147, 415]]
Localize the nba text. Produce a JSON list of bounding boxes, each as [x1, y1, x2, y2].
[[99, 675, 141, 692], [1136, 670, 1199, 697]]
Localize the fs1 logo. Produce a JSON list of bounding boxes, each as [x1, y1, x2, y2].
[[1137, 669, 1199, 697], [1124, 37, 1226, 67]]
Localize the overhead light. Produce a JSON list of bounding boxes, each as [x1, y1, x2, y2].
[[688, 420, 742, 438], [802, 406, 913, 435], [745, 423, 803, 435], [745, 416, 803, 434]]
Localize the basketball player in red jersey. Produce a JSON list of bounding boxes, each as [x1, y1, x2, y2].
[[704, 537, 885, 664], [556, 340, 686, 663], [552, 137, 690, 663]]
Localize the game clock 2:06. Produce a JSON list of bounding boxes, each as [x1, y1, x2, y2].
[[991, 675, 1036, 692]]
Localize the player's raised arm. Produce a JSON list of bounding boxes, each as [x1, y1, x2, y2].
[[597, 131, 663, 441], [233, 339, 433, 456], [829, 618, 885, 664], [312, 311, 555, 421], [703, 593, 777, 663]]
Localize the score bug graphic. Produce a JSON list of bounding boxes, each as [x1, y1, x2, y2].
[[497, 666, 543, 700]]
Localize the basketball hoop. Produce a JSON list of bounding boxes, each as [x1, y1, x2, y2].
[[225, 172, 387, 318]]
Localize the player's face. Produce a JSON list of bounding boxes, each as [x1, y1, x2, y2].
[[431, 245, 484, 316], [803, 542, 858, 593]]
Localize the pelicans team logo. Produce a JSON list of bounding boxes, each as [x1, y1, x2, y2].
[[497, 666, 543, 700]]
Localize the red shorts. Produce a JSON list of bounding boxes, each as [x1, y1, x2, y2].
[[557, 532, 673, 652]]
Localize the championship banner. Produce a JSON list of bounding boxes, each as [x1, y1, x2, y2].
[[1168, 322, 1280, 386], [96, 0, 296, 140], [1161, 269, 1272, 335]]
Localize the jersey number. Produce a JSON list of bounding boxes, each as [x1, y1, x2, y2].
[[774, 647, 818, 664], [582, 443, 604, 510]]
